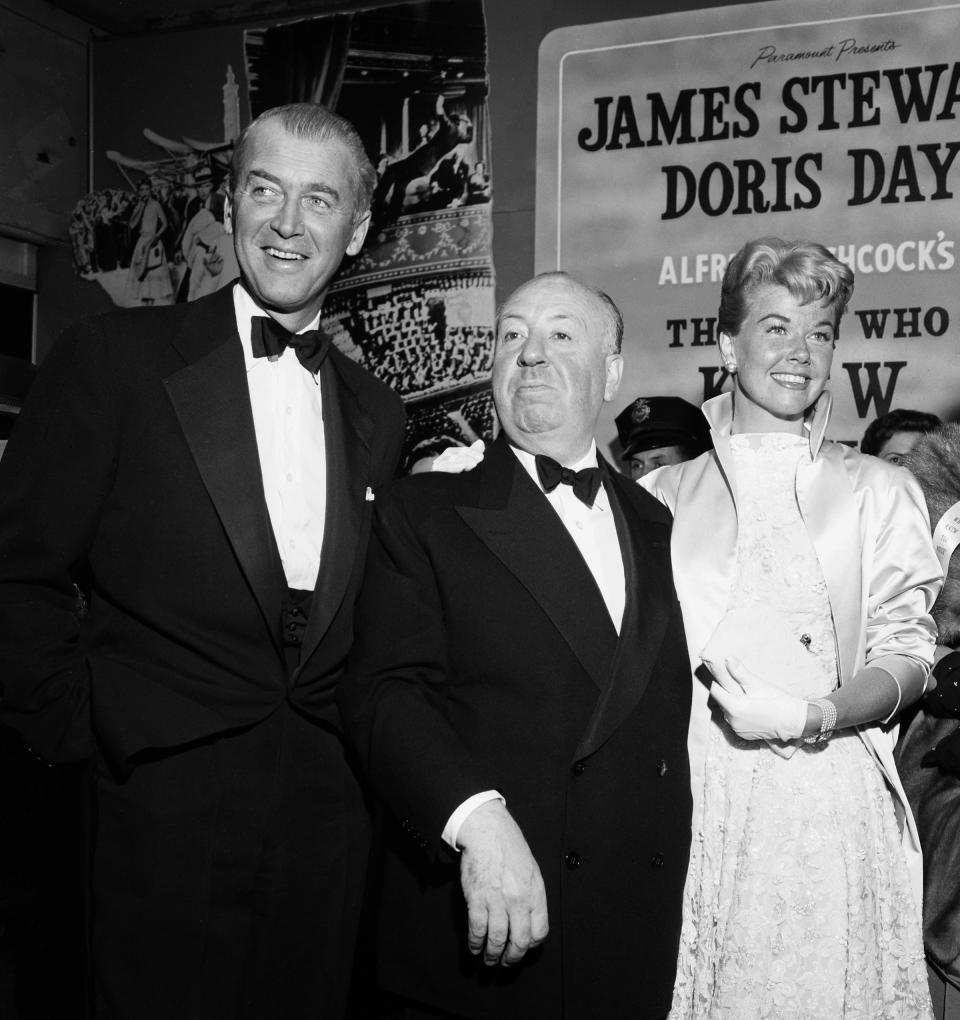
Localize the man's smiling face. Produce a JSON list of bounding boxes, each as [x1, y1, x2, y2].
[[225, 120, 370, 331]]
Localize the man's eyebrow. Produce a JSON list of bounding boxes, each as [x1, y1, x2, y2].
[[245, 168, 342, 201]]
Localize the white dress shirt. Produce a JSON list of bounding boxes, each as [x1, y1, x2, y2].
[[511, 443, 626, 632], [442, 441, 627, 849], [233, 284, 327, 591]]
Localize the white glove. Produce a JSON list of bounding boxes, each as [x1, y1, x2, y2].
[[706, 656, 809, 743], [431, 439, 485, 474]]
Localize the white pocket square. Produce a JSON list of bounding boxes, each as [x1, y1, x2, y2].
[[365, 486, 375, 502]]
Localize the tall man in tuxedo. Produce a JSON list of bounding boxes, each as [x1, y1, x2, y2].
[[340, 272, 692, 1019], [0, 104, 404, 1018]]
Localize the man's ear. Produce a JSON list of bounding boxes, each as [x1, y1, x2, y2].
[[603, 353, 624, 403], [223, 193, 234, 236], [347, 210, 371, 256]]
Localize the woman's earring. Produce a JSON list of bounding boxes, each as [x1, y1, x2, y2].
[[724, 361, 737, 373]]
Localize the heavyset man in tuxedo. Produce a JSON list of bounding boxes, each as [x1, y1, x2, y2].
[[341, 272, 693, 1019], [0, 104, 404, 1018]]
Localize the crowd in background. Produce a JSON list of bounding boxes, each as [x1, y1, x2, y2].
[[68, 167, 235, 306]]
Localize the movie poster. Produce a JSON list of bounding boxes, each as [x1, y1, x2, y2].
[[537, 0, 960, 450]]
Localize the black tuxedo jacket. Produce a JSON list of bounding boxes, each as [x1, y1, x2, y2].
[[0, 284, 405, 773], [341, 435, 692, 1020]]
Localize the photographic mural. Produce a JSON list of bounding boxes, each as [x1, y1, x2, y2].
[[73, 0, 495, 464]]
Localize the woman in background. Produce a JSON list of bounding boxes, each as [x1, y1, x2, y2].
[[127, 178, 173, 306], [641, 237, 942, 1018], [861, 407, 942, 466]]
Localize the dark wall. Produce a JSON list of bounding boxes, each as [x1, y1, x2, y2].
[[37, 0, 770, 359]]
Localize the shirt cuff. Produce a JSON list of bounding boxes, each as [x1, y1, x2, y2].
[[441, 790, 505, 851]]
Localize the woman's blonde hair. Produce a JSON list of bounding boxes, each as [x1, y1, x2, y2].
[[718, 237, 854, 338]]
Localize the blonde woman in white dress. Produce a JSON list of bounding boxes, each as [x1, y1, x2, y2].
[[641, 237, 942, 1018]]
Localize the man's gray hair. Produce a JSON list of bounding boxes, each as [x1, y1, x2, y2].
[[230, 103, 376, 218]]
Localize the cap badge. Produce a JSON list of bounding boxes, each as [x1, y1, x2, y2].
[[631, 399, 651, 425]]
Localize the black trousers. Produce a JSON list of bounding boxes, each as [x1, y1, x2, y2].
[[92, 705, 370, 1020]]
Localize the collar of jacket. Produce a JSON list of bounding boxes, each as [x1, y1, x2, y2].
[[701, 389, 833, 459]]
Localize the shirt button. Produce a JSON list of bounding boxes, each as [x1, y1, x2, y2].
[[650, 853, 665, 868], [564, 851, 582, 870], [286, 472, 294, 483], [285, 406, 293, 416], [656, 759, 668, 777], [571, 760, 586, 777], [574, 520, 584, 530]]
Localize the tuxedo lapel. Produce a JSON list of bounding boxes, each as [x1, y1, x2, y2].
[[456, 439, 617, 691], [574, 465, 672, 760], [299, 352, 373, 662], [163, 289, 286, 657]]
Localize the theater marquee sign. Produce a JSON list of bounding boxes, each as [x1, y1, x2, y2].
[[537, 0, 960, 450]]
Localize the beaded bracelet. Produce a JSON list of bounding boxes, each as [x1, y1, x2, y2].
[[806, 697, 837, 743]]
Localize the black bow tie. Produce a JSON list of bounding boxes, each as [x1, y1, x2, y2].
[[535, 455, 603, 507], [250, 316, 331, 375]]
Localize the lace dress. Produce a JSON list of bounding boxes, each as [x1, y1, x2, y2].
[[669, 433, 932, 1020]]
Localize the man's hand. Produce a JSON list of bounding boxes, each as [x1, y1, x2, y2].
[[456, 800, 548, 967]]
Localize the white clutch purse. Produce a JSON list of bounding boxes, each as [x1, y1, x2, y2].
[[700, 606, 823, 697], [700, 606, 828, 757]]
